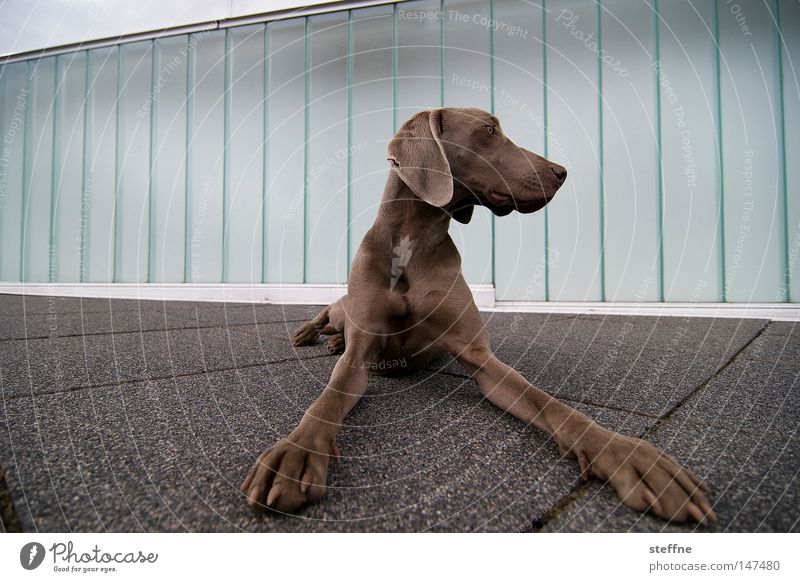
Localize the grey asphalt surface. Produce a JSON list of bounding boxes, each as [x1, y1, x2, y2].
[[0, 294, 797, 532]]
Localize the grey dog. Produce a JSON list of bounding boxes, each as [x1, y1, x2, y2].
[[241, 107, 716, 524]]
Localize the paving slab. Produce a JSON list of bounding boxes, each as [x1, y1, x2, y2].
[[540, 422, 799, 533], [767, 321, 800, 337], [0, 295, 154, 316], [660, 360, 800, 436], [428, 314, 767, 417], [141, 301, 324, 326], [0, 294, 325, 325], [1, 297, 793, 533], [541, 346, 799, 532], [0, 358, 657, 532], [481, 312, 765, 358], [0, 310, 202, 341], [741, 323, 800, 366], [0, 324, 331, 398]]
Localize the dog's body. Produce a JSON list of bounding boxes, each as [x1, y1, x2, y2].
[[241, 108, 715, 524]]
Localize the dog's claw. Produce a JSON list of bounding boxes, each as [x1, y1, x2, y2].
[[698, 498, 716, 521], [330, 440, 341, 462], [266, 484, 281, 507], [642, 488, 662, 515], [577, 450, 591, 482], [326, 334, 345, 354], [687, 502, 709, 525]]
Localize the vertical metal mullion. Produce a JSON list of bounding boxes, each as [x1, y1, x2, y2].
[[223, 28, 232, 283], [489, 0, 495, 289], [20, 61, 32, 282], [712, 0, 726, 302], [392, 4, 398, 133], [347, 11, 354, 277], [542, 0, 549, 302], [184, 35, 194, 283], [596, 1, 606, 302], [49, 55, 60, 283], [440, 0, 445, 107], [0, 71, 7, 273], [148, 40, 158, 283], [775, 0, 789, 301], [303, 18, 310, 284], [0, 70, 5, 269], [654, 0, 665, 302], [80, 50, 91, 283], [114, 46, 123, 283], [262, 24, 270, 283]]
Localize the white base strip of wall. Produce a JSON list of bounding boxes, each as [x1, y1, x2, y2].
[[0, 283, 497, 309], [0, 283, 798, 321], [489, 301, 800, 322]]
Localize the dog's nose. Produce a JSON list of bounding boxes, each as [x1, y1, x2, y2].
[[551, 164, 567, 184]]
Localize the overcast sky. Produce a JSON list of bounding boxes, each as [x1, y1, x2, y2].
[[0, 0, 345, 57]]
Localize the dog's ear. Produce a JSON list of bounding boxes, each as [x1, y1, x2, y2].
[[387, 109, 453, 207], [452, 205, 474, 224]]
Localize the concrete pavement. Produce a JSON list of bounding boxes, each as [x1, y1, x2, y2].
[[1, 295, 796, 532]]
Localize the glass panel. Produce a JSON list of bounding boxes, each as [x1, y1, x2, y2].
[[0, 62, 26, 281], [265, 18, 306, 284], [151, 35, 189, 283], [307, 12, 349, 284], [187, 30, 225, 284], [397, 0, 442, 119], [85, 47, 118, 283], [545, 0, 602, 301], [226, 25, 265, 283], [24, 57, 56, 283], [780, 0, 800, 302], [443, 0, 493, 285], [492, 0, 547, 301], [116, 41, 151, 282], [659, 0, 723, 301], [350, 5, 394, 272], [719, 0, 783, 301], [52, 51, 87, 282], [601, 0, 660, 301]]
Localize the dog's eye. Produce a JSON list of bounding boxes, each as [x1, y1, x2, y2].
[[485, 125, 496, 135]]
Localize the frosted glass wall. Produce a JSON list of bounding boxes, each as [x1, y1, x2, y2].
[[0, 0, 797, 302]]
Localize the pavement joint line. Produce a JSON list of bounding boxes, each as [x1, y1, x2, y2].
[[521, 398, 660, 533], [423, 366, 470, 380], [422, 367, 665, 417], [415, 369, 665, 422], [527, 479, 595, 533], [423, 353, 746, 421], [0, 308, 577, 343], [2, 353, 339, 401], [644, 320, 772, 430], [559, 396, 662, 420], [0, 318, 313, 343], [519, 321, 772, 534]]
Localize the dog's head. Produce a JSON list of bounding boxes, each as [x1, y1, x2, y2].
[[387, 107, 566, 223]]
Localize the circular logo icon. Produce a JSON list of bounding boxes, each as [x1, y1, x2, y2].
[[20, 542, 46, 570]]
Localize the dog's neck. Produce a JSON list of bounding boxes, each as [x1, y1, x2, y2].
[[373, 171, 453, 250]]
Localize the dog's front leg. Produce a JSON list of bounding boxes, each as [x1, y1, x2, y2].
[[241, 346, 369, 512], [456, 345, 716, 524]]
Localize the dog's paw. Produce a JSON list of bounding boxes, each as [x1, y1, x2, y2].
[[240, 430, 340, 513], [291, 321, 321, 347], [326, 333, 345, 354], [569, 429, 716, 524]]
